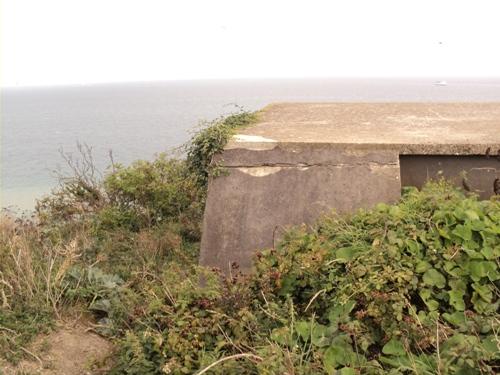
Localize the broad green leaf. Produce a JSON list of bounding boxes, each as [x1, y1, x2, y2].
[[336, 246, 361, 262], [462, 247, 483, 259], [448, 290, 465, 311], [443, 261, 467, 277], [419, 289, 439, 311], [423, 268, 446, 288], [415, 261, 431, 273], [338, 368, 356, 375], [382, 338, 406, 356], [405, 239, 422, 256], [464, 209, 480, 221], [295, 320, 312, 341], [311, 323, 330, 347], [328, 300, 356, 326], [323, 335, 355, 372], [471, 283, 492, 302], [379, 355, 411, 368], [452, 224, 472, 241], [448, 279, 466, 292], [480, 246, 495, 260], [468, 261, 498, 282], [470, 220, 486, 231], [443, 311, 466, 326], [279, 274, 297, 295], [438, 227, 451, 239], [471, 292, 490, 313], [481, 336, 500, 359]]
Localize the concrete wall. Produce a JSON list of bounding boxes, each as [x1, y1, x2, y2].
[[200, 148, 401, 273]]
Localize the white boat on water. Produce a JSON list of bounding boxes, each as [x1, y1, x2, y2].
[[434, 80, 448, 86]]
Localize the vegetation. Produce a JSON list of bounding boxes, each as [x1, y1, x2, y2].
[[1, 110, 499, 374]]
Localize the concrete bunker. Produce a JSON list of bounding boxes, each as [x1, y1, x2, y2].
[[200, 103, 500, 273]]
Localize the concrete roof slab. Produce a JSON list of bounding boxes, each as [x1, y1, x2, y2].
[[227, 103, 500, 155]]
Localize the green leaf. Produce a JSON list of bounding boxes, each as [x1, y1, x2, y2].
[[443, 311, 466, 326], [382, 338, 406, 356], [379, 355, 411, 368], [448, 290, 465, 311], [338, 368, 356, 375], [443, 261, 467, 277], [295, 320, 312, 341], [270, 326, 291, 346], [471, 292, 490, 313], [336, 247, 361, 262], [323, 336, 355, 372], [328, 300, 356, 326], [462, 247, 483, 259], [480, 246, 495, 260], [471, 283, 492, 302], [279, 274, 298, 295], [452, 224, 472, 241], [419, 289, 439, 311], [438, 227, 452, 239], [468, 261, 498, 282], [415, 261, 432, 273], [464, 209, 480, 221], [311, 323, 330, 347], [405, 239, 421, 256], [423, 268, 446, 289], [481, 336, 500, 359], [449, 279, 466, 292]]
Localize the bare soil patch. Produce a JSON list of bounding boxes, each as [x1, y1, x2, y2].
[[0, 320, 112, 375]]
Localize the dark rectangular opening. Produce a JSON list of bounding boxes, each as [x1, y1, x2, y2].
[[399, 155, 499, 199]]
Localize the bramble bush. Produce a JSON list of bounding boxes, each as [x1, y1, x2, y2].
[[106, 182, 499, 375], [252, 182, 500, 374]]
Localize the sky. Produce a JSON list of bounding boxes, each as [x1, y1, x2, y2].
[[1, 0, 500, 87]]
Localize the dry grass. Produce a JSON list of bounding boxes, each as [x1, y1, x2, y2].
[[0, 214, 83, 316]]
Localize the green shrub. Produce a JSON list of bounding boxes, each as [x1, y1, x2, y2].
[[102, 156, 203, 238], [108, 182, 499, 375], [186, 110, 258, 189], [253, 182, 500, 374]]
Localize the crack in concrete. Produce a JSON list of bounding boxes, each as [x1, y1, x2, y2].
[[228, 162, 399, 169]]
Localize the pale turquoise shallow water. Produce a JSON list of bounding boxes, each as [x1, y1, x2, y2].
[[2, 78, 500, 210]]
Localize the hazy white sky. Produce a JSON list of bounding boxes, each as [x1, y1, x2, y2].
[[2, 0, 500, 87]]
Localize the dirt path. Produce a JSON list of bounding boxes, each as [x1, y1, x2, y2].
[[0, 321, 113, 375]]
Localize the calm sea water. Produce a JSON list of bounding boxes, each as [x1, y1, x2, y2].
[[2, 78, 500, 210]]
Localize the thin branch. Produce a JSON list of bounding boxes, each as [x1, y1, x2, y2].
[[304, 289, 326, 312], [196, 353, 262, 375]]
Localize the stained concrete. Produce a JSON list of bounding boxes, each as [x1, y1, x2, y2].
[[200, 103, 500, 273]]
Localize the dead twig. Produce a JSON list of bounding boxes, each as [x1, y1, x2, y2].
[[196, 353, 263, 375]]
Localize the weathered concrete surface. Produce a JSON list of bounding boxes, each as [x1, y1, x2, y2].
[[200, 103, 500, 273], [226, 102, 500, 156], [200, 151, 401, 272]]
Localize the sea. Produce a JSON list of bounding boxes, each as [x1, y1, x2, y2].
[[2, 78, 500, 211]]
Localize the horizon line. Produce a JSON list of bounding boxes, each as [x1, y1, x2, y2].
[[3, 75, 500, 90]]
